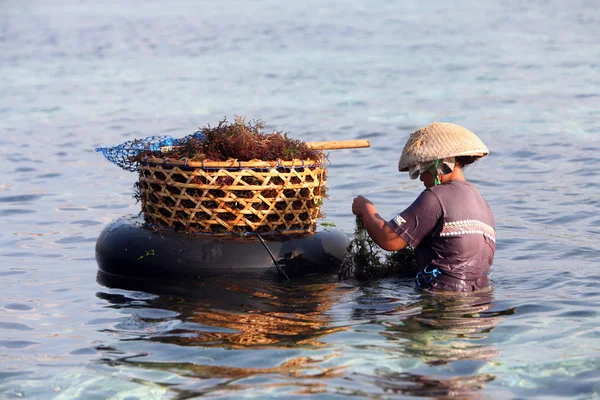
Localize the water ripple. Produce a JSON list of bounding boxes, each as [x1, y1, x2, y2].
[[0, 209, 36, 216], [0, 340, 39, 349], [0, 321, 34, 331], [0, 194, 46, 203]]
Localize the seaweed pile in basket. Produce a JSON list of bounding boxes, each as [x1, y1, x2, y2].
[[133, 117, 329, 235], [135, 116, 324, 162]]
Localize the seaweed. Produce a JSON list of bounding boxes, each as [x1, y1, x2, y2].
[[338, 216, 418, 280], [138, 116, 325, 162]]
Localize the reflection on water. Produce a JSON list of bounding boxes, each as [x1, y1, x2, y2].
[[370, 372, 495, 400], [102, 355, 344, 398], [348, 285, 512, 399], [94, 277, 513, 398], [98, 276, 350, 349], [383, 290, 507, 364], [376, 290, 512, 399], [94, 276, 351, 396]]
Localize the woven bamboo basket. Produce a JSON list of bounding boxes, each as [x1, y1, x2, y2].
[[137, 157, 327, 235]]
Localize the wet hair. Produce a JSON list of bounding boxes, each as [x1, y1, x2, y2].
[[455, 156, 480, 168]]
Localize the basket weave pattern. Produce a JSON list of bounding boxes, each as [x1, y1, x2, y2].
[[138, 159, 326, 235]]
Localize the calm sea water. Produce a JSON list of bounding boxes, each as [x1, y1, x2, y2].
[[1, 0, 599, 398]]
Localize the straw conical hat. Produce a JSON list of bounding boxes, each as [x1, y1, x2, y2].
[[398, 122, 489, 171]]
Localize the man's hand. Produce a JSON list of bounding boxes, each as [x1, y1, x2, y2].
[[351, 195, 408, 251], [352, 195, 374, 216]]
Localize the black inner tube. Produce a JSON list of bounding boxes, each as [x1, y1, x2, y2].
[[95, 215, 350, 282]]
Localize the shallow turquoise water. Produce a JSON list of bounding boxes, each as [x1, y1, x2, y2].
[[1, 0, 599, 398]]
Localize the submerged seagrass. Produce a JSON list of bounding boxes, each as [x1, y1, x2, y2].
[[135, 117, 327, 235]]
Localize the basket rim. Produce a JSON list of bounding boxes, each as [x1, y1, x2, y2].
[[140, 157, 323, 169]]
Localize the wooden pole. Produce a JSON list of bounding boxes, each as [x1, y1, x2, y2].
[[306, 139, 370, 150], [161, 139, 370, 153]]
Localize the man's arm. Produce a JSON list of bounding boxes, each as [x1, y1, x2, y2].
[[352, 196, 408, 251]]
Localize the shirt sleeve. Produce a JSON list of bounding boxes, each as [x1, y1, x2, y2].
[[387, 189, 443, 247]]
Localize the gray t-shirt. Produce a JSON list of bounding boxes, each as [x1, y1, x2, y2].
[[388, 180, 495, 284]]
